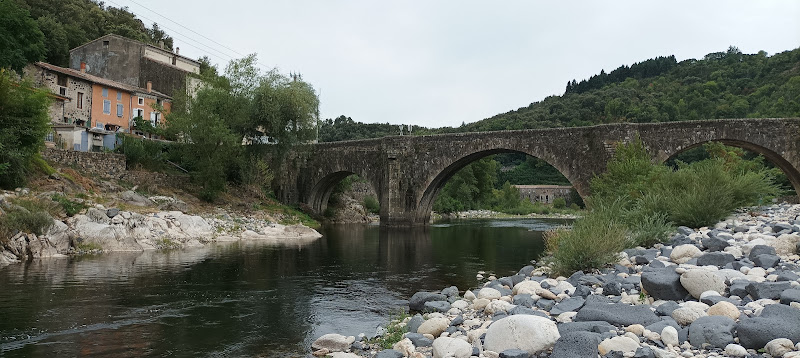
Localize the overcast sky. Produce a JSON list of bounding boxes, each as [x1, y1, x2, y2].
[[111, 0, 800, 128]]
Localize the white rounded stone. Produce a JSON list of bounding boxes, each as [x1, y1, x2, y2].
[[417, 317, 450, 337], [724, 343, 748, 357], [680, 269, 727, 299], [432, 337, 472, 358], [598, 336, 640, 355], [478, 287, 501, 300], [671, 244, 703, 264], [483, 315, 560, 354], [661, 326, 680, 346]]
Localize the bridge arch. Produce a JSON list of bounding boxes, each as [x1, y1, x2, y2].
[[305, 170, 382, 217], [414, 148, 583, 223], [658, 139, 800, 196]]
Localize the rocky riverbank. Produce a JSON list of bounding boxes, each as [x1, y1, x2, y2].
[[312, 204, 800, 358], [434, 210, 579, 221], [0, 189, 321, 267]]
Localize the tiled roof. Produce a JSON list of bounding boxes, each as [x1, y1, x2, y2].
[[34, 62, 172, 99]]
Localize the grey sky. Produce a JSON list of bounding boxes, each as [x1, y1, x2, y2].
[[116, 0, 799, 128]]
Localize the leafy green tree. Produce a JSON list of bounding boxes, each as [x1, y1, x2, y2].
[[0, 69, 51, 188], [0, 0, 45, 73]]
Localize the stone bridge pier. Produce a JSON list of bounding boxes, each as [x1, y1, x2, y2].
[[273, 118, 800, 226]]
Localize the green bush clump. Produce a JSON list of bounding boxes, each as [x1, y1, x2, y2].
[[0, 199, 54, 241], [546, 200, 628, 276], [552, 197, 566, 209], [363, 195, 380, 214], [51, 194, 87, 217]]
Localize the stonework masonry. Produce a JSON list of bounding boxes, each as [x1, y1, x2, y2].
[[275, 118, 800, 226], [42, 148, 126, 178]]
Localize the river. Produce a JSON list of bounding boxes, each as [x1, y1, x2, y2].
[[0, 218, 569, 357]]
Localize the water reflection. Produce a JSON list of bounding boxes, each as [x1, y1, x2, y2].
[[0, 218, 567, 357]]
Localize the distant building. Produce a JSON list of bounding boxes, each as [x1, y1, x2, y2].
[[514, 185, 573, 204], [69, 34, 202, 98], [26, 62, 172, 152]]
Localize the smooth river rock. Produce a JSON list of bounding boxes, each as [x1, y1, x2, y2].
[[432, 337, 472, 358], [679, 269, 726, 299], [483, 315, 560, 355]]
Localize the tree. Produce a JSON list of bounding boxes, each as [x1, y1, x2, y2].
[[0, 0, 45, 73], [0, 69, 51, 188]]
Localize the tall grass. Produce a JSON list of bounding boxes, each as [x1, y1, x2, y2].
[[0, 199, 54, 241]]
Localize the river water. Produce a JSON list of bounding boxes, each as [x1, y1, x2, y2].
[[0, 218, 568, 357]]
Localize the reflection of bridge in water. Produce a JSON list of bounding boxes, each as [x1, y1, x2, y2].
[[274, 118, 800, 226]]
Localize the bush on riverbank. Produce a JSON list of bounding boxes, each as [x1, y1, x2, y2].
[[0, 198, 54, 241], [546, 139, 780, 275]]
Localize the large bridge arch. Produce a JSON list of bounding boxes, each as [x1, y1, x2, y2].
[[413, 148, 585, 223], [657, 139, 800, 196]]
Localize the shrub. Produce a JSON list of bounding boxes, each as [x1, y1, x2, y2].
[[51, 194, 87, 217], [116, 134, 170, 171], [363, 195, 380, 214], [546, 199, 628, 276], [552, 197, 566, 209], [0, 200, 54, 240]]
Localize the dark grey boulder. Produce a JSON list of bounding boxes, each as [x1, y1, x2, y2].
[[773, 222, 794, 232], [649, 260, 666, 268], [558, 321, 616, 335], [510, 274, 526, 286], [670, 234, 694, 247], [440, 286, 459, 297], [701, 237, 730, 252], [408, 292, 446, 311], [780, 288, 800, 305], [518, 265, 535, 276], [406, 314, 424, 333], [550, 296, 586, 316], [700, 295, 738, 306], [634, 346, 655, 358], [106, 208, 119, 218], [733, 225, 750, 233], [688, 316, 735, 348], [677, 226, 694, 235], [375, 349, 404, 358], [603, 351, 624, 358], [423, 300, 450, 313], [729, 282, 749, 298], [603, 281, 623, 296], [777, 271, 800, 282], [752, 254, 780, 268], [512, 294, 536, 308], [748, 245, 777, 261], [500, 349, 531, 358], [746, 281, 792, 300], [696, 252, 735, 267], [646, 318, 688, 344], [509, 306, 544, 317], [536, 299, 555, 311], [655, 301, 681, 317], [450, 315, 463, 326], [736, 303, 800, 349], [578, 275, 604, 286], [404, 333, 432, 347], [550, 331, 601, 358], [575, 301, 660, 326], [641, 268, 689, 301], [498, 276, 514, 288]]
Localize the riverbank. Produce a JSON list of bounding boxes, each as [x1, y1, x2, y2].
[[0, 169, 322, 268], [312, 203, 800, 358], [433, 209, 579, 221]]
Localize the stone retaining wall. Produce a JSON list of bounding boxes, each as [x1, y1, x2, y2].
[[42, 148, 126, 178]]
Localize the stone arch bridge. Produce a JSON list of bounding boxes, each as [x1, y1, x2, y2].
[[272, 118, 800, 226]]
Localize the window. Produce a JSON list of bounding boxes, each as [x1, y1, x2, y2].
[[138, 97, 144, 105], [59, 87, 66, 96], [102, 88, 108, 97], [103, 40, 109, 49], [57, 74, 67, 87], [117, 103, 124, 117], [116, 92, 121, 100], [103, 100, 110, 114], [77, 92, 83, 109], [150, 111, 157, 125]]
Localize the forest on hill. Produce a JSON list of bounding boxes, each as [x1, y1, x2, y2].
[[12, 0, 174, 67], [319, 46, 800, 141]]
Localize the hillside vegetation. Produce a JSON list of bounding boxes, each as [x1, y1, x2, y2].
[[319, 46, 800, 141]]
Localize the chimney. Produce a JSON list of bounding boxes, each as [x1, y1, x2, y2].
[[80, 62, 86, 73], [175, 47, 180, 55], [146, 81, 152, 93], [158, 40, 164, 49]]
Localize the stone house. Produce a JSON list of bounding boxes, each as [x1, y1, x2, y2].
[[26, 62, 172, 151], [69, 34, 202, 98], [513, 185, 573, 205]]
